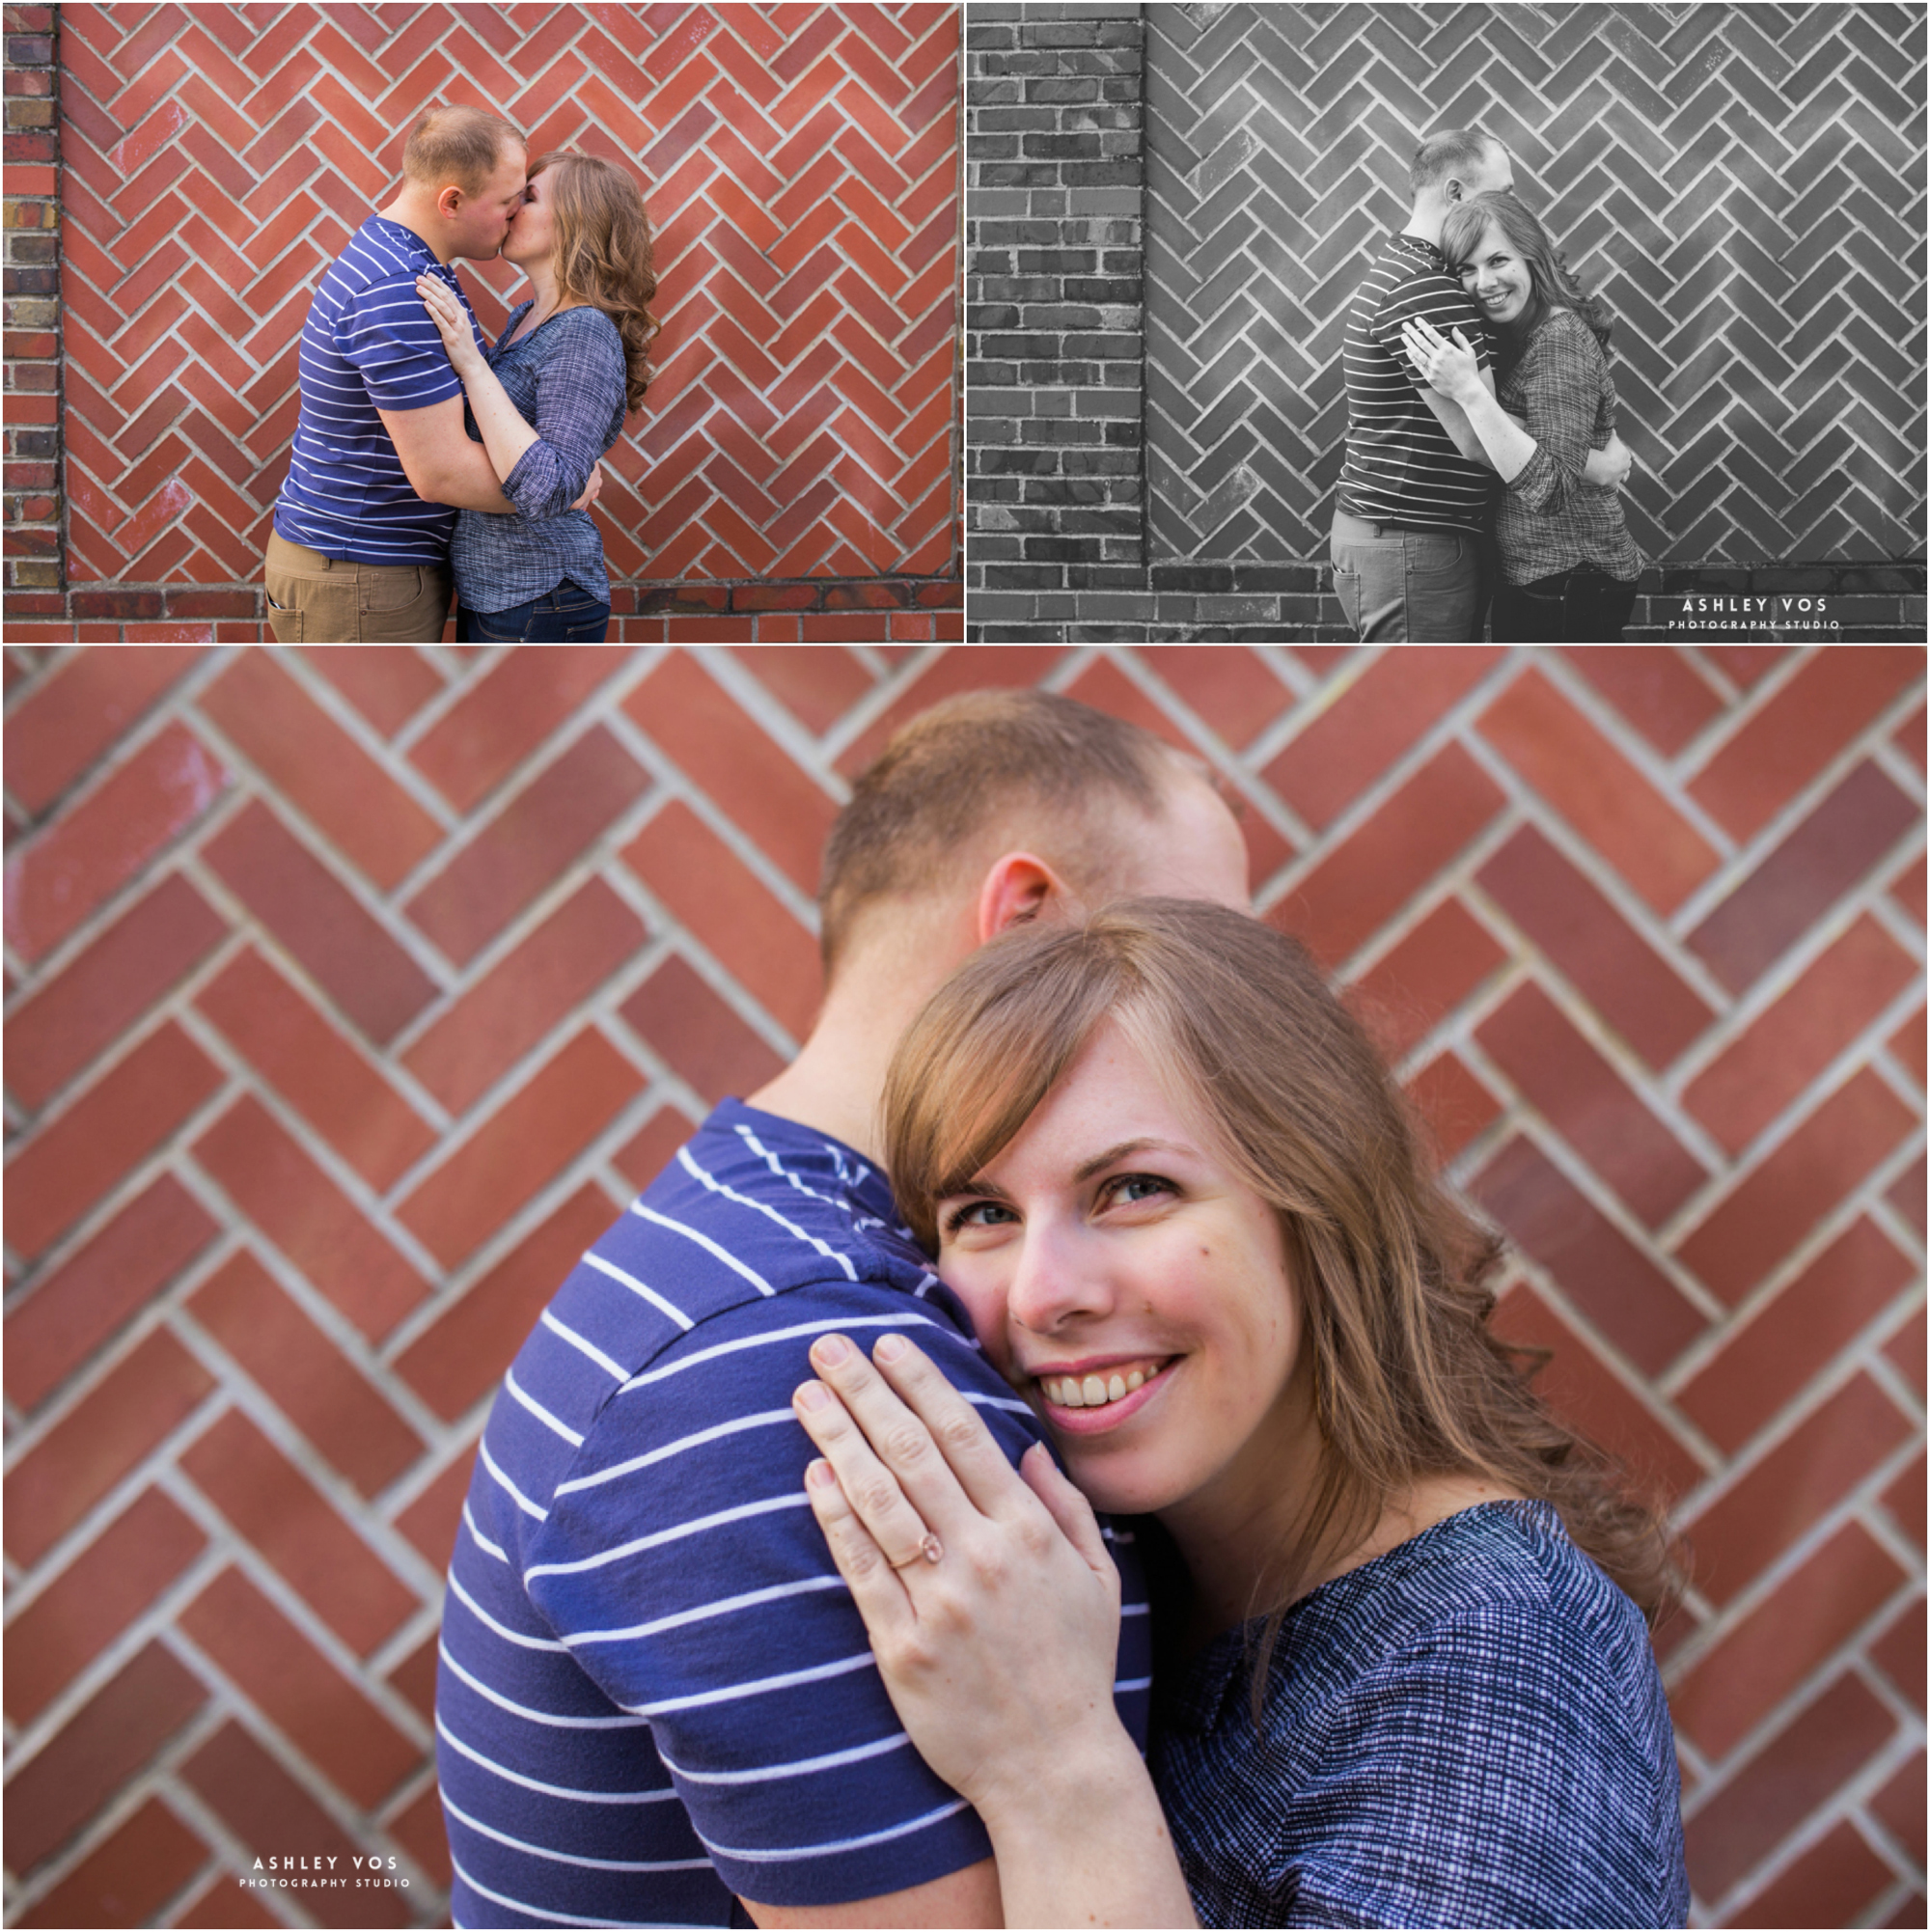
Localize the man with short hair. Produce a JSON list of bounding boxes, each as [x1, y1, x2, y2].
[[264, 105, 595, 643], [1332, 126, 1624, 641], [435, 689, 1253, 1929]]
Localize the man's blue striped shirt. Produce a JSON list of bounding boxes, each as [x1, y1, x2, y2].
[[436, 1100, 1153, 1927], [273, 214, 484, 564]]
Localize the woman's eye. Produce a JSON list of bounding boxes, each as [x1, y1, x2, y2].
[[1104, 1173, 1172, 1207], [942, 1199, 1014, 1233]]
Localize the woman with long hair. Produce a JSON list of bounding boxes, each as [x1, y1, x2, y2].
[[1402, 188, 1645, 641], [416, 150, 660, 641], [790, 898, 1689, 1927]]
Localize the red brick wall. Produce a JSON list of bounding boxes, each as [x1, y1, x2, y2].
[[6, 3, 963, 644], [4, 644, 1924, 1927]]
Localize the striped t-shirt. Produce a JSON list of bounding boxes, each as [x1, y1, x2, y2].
[[273, 215, 485, 564], [436, 1099, 1153, 1928], [1336, 232, 1496, 532]]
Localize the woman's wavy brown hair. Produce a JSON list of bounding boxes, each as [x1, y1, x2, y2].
[[527, 151, 662, 411], [884, 898, 1679, 1670]]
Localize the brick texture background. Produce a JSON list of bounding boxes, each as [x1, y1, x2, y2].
[[3, 3, 964, 645], [4, 643, 1925, 1929], [965, 2, 1928, 644], [3, 4, 63, 596]]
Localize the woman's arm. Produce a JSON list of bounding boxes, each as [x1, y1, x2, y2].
[[1584, 429, 1632, 489], [414, 275, 538, 483], [1451, 401, 1628, 488], [795, 1335, 1197, 1930], [1400, 317, 1534, 479], [496, 317, 626, 518], [1403, 315, 1616, 511]]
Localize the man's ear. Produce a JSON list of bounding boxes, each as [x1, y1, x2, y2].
[[975, 851, 1069, 945], [437, 184, 464, 219]]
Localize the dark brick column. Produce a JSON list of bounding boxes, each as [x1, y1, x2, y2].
[[3, 2, 61, 623], [964, 1, 1144, 641]]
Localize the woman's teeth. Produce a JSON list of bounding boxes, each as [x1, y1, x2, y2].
[[1041, 1366, 1161, 1409]]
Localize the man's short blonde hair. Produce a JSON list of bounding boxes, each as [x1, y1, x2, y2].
[[1409, 125, 1499, 198], [816, 689, 1178, 977], [402, 105, 524, 199]]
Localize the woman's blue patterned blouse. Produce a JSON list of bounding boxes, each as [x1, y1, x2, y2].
[[1152, 1501, 1690, 1928], [449, 301, 628, 613]]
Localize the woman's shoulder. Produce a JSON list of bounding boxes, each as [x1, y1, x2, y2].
[[550, 304, 624, 345], [1280, 1503, 1650, 1708], [1229, 1505, 1687, 1928], [538, 304, 626, 374], [509, 303, 621, 353], [1525, 304, 1610, 367]]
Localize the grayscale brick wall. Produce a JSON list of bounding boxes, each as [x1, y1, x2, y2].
[[965, 3, 1149, 630]]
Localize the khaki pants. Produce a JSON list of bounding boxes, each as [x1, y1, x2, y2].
[[264, 532, 453, 643]]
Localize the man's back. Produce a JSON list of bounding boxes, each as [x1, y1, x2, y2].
[[273, 214, 476, 564], [437, 1100, 1152, 1926], [1336, 232, 1494, 533]]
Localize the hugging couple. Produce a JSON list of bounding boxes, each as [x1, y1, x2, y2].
[[262, 106, 658, 643], [437, 690, 1693, 1929], [1335, 127, 1649, 642]]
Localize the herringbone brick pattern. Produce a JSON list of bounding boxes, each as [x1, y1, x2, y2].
[[3, 645, 1923, 1929], [1143, 3, 1927, 567], [51, 3, 959, 636]]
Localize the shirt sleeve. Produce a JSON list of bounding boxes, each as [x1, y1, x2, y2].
[[338, 266, 473, 411], [1271, 1601, 1681, 1928], [1371, 269, 1494, 389], [522, 1281, 1033, 1908], [498, 311, 627, 522], [1504, 314, 1608, 519]]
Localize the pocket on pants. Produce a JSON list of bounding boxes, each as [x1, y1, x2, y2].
[[461, 598, 537, 643], [264, 590, 304, 643], [1332, 566, 1362, 634], [1402, 529, 1468, 576], [363, 566, 425, 614], [364, 570, 454, 643]]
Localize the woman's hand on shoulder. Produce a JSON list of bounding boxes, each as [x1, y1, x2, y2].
[[793, 1333, 1129, 1825], [414, 273, 485, 379], [1399, 316, 1484, 403]]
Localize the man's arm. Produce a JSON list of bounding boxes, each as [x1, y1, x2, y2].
[[744, 1858, 1002, 1929], [377, 397, 516, 512], [525, 1281, 1045, 1922]]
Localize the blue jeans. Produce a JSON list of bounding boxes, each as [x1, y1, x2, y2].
[[456, 580, 610, 642], [1331, 511, 1484, 641]]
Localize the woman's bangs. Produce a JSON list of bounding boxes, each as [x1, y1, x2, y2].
[[892, 933, 1126, 1240], [924, 1040, 1062, 1206]]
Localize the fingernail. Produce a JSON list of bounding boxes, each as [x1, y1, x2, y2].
[[794, 1381, 828, 1411], [811, 1335, 848, 1366], [806, 1458, 836, 1488], [874, 1333, 906, 1363]]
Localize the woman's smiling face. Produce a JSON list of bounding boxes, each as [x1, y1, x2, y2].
[[1458, 219, 1532, 324], [935, 1018, 1310, 1526]]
